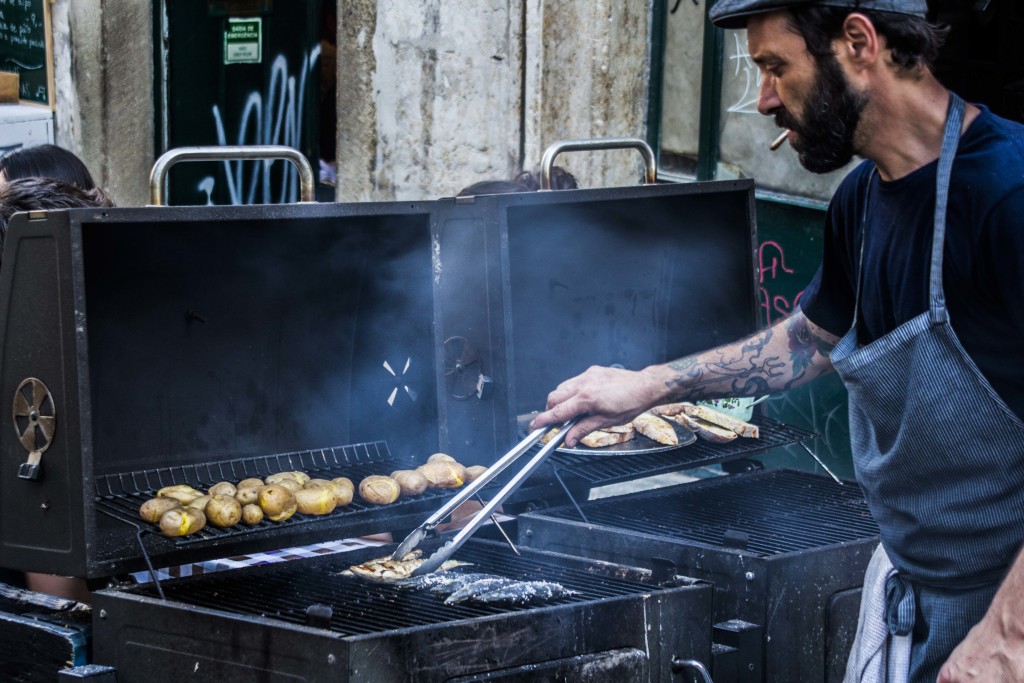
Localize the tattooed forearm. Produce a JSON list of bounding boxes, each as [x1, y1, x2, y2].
[[662, 312, 835, 401]]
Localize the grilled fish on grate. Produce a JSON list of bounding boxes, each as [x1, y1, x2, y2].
[[342, 550, 471, 583], [443, 576, 520, 604], [468, 580, 576, 605]]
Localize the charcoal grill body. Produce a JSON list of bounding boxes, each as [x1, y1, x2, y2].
[[518, 469, 881, 682], [92, 541, 714, 682], [0, 180, 762, 580]]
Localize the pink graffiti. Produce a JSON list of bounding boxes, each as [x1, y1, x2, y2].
[[758, 240, 795, 283], [758, 240, 805, 325], [759, 287, 806, 325]]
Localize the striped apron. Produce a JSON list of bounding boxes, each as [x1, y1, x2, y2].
[[830, 93, 1024, 682]]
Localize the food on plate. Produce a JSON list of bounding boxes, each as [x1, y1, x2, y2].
[[631, 412, 679, 446], [208, 481, 237, 497], [669, 412, 702, 432], [391, 470, 429, 496], [417, 461, 464, 489], [257, 484, 297, 522], [240, 503, 264, 525], [682, 404, 759, 438], [689, 418, 739, 444], [464, 465, 488, 482], [159, 507, 206, 537], [139, 497, 181, 524], [237, 477, 264, 489], [359, 475, 401, 504], [235, 486, 260, 505], [580, 423, 636, 448], [294, 487, 338, 515], [650, 403, 691, 417]]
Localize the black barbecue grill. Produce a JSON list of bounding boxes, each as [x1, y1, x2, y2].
[[92, 539, 714, 682], [519, 469, 881, 682], [0, 145, 862, 681]]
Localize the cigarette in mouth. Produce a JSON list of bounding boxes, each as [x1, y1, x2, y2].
[[770, 130, 790, 151]]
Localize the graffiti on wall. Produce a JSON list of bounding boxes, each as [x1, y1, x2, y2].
[[757, 239, 803, 326], [197, 45, 320, 205], [726, 33, 760, 115]]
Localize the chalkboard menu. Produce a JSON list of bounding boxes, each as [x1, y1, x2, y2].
[[0, 0, 53, 107]]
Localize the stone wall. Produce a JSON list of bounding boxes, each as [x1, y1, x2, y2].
[[52, 0, 154, 207], [53, 1, 652, 204]]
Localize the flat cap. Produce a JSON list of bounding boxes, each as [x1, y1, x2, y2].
[[709, 0, 928, 29]]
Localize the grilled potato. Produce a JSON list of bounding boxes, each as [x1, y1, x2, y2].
[[235, 486, 260, 505], [359, 475, 401, 505], [391, 469, 429, 496], [205, 494, 242, 528], [427, 453, 457, 464], [159, 507, 206, 537], [265, 472, 300, 486], [208, 481, 237, 497], [237, 477, 264, 489], [157, 485, 203, 504], [417, 461, 464, 489], [305, 479, 352, 507], [241, 503, 264, 525], [257, 485, 297, 522], [464, 465, 488, 482], [295, 487, 338, 515], [274, 478, 304, 493], [186, 495, 213, 510], [139, 497, 181, 524]]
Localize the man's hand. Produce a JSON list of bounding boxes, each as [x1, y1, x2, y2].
[[938, 614, 1024, 682], [529, 365, 666, 447], [939, 547, 1024, 682]]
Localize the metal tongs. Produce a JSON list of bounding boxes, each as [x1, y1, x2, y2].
[[392, 417, 580, 576]]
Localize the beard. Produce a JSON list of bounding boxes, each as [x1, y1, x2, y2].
[[776, 52, 868, 174]]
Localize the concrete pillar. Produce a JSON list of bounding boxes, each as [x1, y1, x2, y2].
[[523, 0, 652, 189], [52, 0, 154, 206], [337, 1, 525, 201]]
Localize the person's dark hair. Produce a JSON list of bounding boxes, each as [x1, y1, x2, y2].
[[515, 166, 579, 191], [0, 144, 98, 189], [0, 177, 113, 253], [786, 8, 948, 71], [456, 179, 533, 197]]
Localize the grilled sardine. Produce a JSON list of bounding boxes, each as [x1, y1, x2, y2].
[[444, 576, 520, 604], [470, 580, 576, 605]]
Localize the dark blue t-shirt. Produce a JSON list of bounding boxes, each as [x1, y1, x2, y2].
[[800, 105, 1024, 419]]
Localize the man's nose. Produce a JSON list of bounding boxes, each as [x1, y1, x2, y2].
[[757, 74, 781, 116]]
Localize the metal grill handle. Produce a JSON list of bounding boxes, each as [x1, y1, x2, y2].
[[540, 137, 657, 189], [148, 145, 316, 206]]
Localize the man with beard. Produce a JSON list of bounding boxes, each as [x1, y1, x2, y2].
[[531, 1, 1024, 681]]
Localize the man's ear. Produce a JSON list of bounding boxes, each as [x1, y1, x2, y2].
[[837, 13, 880, 69]]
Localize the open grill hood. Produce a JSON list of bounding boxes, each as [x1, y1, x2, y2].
[[0, 180, 768, 578]]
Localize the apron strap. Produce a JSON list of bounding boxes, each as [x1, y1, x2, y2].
[[928, 93, 966, 325], [885, 572, 916, 637]]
